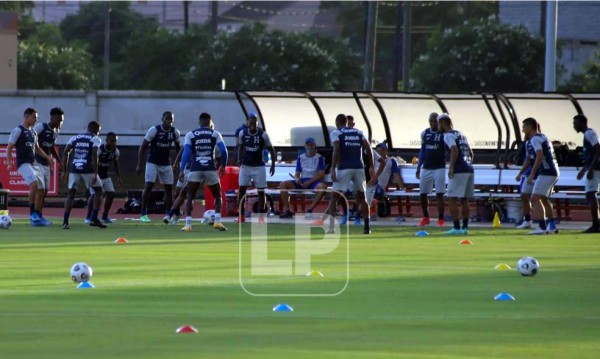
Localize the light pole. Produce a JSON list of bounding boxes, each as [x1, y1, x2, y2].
[[103, 2, 111, 90]]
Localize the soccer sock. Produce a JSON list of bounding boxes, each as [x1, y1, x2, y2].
[[453, 220, 460, 230], [29, 203, 35, 215], [539, 219, 547, 230], [86, 205, 93, 219], [102, 210, 109, 219], [91, 210, 99, 221], [593, 218, 600, 227], [423, 209, 429, 218], [547, 218, 555, 228], [462, 218, 469, 229], [215, 213, 221, 223], [185, 216, 192, 226], [364, 217, 370, 230], [167, 209, 175, 217], [524, 214, 531, 222], [141, 208, 147, 216], [63, 211, 71, 225]]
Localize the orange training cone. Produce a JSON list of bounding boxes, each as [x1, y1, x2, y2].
[[115, 237, 128, 244], [459, 239, 473, 245]]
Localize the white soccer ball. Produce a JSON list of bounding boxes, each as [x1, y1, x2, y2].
[[0, 214, 12, 229], [70, 262, 93, 283], [203, 209, 216, 224], [517, 256, 539, 276]]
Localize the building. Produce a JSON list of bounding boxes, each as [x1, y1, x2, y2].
[[499, 1, 600, 81]]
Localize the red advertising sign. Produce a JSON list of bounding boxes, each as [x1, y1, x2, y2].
[[0, 145, 58, 195]]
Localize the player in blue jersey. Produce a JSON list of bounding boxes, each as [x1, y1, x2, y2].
[[438, 114, 474, 235], [170, 112, 228, 232], [278, 137, 328, 219], [316, 114, 375, 234], [136, 111, 181, 223], [61, 121, 106, 229], [234, 114, 250, 164], [236, 113, 275, 223], [85, 132, 122, 224], [514, 129, 538, 229], [573, 114, 600, 233], [33, 107, 64, 222], [6, 108, 54, 226], [416, 112, 446, 227], [516, 117, 560, 235]]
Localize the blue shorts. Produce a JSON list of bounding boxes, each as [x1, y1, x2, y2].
[[291, 178, 321, 190]]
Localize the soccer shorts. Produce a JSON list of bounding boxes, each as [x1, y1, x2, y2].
[[89, 177, 115, 194], [187, 170, 220, 186], [447, 172, 474, 199], [69, 173, 102, 190], [332, 169, 366, 193], [519, 176, 534, 195], [145, 163, 174, 185], [585, 170, 600, 193], [18, 163, 44, 188], [532, 175, 558, 198], [419, 168, 446, 195], [239, 165, 267, 188]]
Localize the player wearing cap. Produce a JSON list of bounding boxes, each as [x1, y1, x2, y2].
[[236, 113, 275, 223], [573, 114, 600, 233], [278, 137, 327, 219], [416, 112, 446, 227], [438, 114, 474, 235], [136, 111, 181, 223]]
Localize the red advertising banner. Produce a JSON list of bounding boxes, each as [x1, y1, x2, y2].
[[0, 145, 58, 195]]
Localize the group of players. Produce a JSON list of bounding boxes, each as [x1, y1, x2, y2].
[[6, 107, 600, 234]]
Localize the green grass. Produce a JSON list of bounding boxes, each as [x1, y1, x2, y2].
[[1, 219, 599, 359]]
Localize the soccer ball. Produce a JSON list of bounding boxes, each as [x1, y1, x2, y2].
[[203, 209, 216, 224], [0, 214, 12, 229], [70, 262, 93, 283], [517, 256, 539, 276]]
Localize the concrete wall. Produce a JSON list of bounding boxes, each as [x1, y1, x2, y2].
[[0, 12, 18, 90]]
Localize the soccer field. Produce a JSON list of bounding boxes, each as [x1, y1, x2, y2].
[[1, 219, 599, 359]]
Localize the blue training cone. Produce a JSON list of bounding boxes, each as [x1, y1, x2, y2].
[[415, 230, 429, 237], [494, 292, 515, 301], [76, 281, 95, 289], [273, 303, 294, 312]]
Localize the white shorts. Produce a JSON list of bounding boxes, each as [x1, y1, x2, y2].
[[187, 171, 220, 186], [419, 168, 446, 195], [39, 164, 51, 190], [69, 173, 102, 190], [332, 169, 366, 193], [145, 163, 174, 185], [89, 178, 115, 194], [532, 175, 558, 198], [239, 165, 267, 188], [18, 163, 44, 188], [520, 176, 534, 195], [447, 172, 474, 198], [176, 168, 190, 189], [585, 170, 600, 193]]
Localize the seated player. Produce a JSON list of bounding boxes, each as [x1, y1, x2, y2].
[[278, 137, 327, 218], [366, 143, 404, 219]]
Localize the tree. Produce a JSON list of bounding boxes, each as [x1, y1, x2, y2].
[[184, 23, 362, 91], [411, 17, 546, 92], [560, 52, 600, 92], [112, 26, 212, 90], [60, 1, 159, 67], [320, 1, 498, 90], [18, 23, 94, 90]]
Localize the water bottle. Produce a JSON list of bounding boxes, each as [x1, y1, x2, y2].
[[276, 151, 282, 163]]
